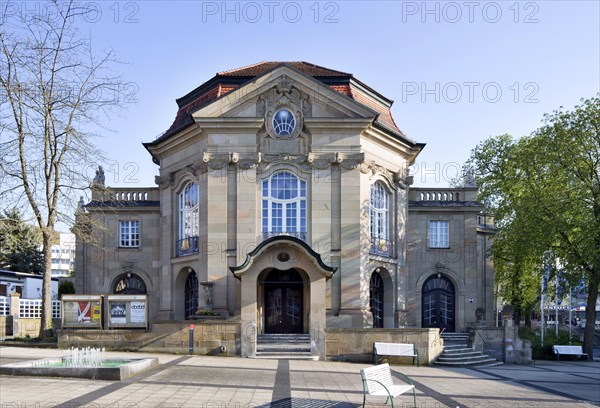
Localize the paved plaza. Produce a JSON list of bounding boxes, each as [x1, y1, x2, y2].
[[0, 346, 599, 408]]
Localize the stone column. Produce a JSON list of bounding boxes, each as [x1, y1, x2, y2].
[[502, 305, 515, 363], [236, 165, 258, 358], [9, 292, 20, 336], [339, 167, 365, 326], [207, 166, 228, 314]]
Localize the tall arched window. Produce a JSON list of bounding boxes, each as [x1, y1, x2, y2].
[[370, 182, 391, 256], [370, 272, 384, 328], [262, 171, 306, 241], [177, 182, 199, 256]]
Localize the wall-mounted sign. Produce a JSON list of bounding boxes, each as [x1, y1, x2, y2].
[[62, 295, 102, 329], [106, 295, 148, 329]]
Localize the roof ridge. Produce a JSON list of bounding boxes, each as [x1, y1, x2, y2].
[[217, 61, 269, 75], [297, 61, 352, 76]]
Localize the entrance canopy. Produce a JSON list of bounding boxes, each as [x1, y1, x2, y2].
[[229, 236, 336, 281]]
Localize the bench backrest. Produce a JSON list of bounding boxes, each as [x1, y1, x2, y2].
[[553, 345, 583, 354], [374, 342, 414, 356], [361, 363, 394, 394]]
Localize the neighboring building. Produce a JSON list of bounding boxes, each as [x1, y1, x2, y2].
[[407, 187, 496, 331], [0, 270, 59, 299], [50, 232, 76, 277], [74, 62, 495, 358]]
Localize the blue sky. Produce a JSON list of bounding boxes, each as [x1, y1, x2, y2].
[[63, 0, 599, 188]]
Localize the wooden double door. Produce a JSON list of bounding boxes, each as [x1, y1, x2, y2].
[[264, 269, 304, 334], [422, 275, 456, 332]]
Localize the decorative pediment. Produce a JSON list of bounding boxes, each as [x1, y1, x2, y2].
[[257, 75, 311, 141]]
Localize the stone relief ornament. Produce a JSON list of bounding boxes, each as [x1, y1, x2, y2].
[[236, 153, 262, 170], [202, 152, 234, 169], [258, 75, 311, 141]]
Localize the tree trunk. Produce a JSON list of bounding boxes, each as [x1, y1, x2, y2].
[[583, 269, 599, 360], [39, 231, 54, 339]]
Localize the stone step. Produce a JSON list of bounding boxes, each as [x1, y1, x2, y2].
[[442, 350, 481, 357], [257, 344, 311, 353], [440, 332, 469, 337], [435, 358, 503, 367], [443, 345, 471, 351], [257, 334, 311, 343], [437, 353, 493, 362], [251, 353, 318, 361]]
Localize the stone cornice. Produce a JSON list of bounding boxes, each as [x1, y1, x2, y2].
[[360, 162, 413, 190], [158, 151, 368, 189]]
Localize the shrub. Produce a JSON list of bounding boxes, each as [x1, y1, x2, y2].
[[58, 280, 75, 296], [519, 326, 581, 359]]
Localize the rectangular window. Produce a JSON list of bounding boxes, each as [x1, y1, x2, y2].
[[119, 220, 140, 248], [429, 220, 449, 248]]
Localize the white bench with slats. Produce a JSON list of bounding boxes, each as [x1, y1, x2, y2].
[[373, 342, 420, 366], [360, 363, 417, 408], [552, 345, 588, 360]]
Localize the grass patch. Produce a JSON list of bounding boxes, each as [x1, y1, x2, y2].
[[518, 326, 581, 359]]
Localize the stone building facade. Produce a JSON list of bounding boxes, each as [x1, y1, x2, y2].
[[74, 62, 495, 359]]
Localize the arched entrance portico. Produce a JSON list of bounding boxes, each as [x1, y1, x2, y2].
[[230, 236, 336, 359]]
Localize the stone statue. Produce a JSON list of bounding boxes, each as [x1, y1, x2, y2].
[[465, 168, 476, 187], [92, 166, 105, 186]]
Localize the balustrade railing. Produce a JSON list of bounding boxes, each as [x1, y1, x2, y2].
[[262, 231, 307, 242], [370, 237, 393, 257], [176, 236, 200, 257]]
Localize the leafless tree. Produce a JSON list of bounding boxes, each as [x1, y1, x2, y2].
[[0, 0, 125, 338]]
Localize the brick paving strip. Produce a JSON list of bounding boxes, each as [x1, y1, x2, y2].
[[57, 355, 193, 407], [271, 359, 291, 404]]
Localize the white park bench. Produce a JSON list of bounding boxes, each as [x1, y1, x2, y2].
[[360, 363, 417, 408], [373, 342, 420, 367], [552, 345, 588, 360]]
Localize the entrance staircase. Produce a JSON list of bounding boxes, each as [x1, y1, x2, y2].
[[434, 332, 503, 367], [254, 334, 317, 360]]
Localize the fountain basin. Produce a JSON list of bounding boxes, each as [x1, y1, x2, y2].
[[0, 357, 159, 380]]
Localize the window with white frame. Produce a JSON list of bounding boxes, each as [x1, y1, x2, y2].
[[178, 182, 199, 240], [262, 171, 306, 239], [370, 182, 390, 241], [429, 220, 449, 248], [119, 220, 140, 247]]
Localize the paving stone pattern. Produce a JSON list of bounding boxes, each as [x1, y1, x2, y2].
[[0, 347, 599, 407]]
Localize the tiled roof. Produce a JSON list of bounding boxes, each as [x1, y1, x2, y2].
[[151, 62, 407, 145], [218, 61, 352, 77]]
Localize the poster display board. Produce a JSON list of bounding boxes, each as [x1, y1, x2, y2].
[[62, 295, 103, 329], [105, 295, 148, 329]]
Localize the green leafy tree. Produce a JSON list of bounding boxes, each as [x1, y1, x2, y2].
[[0, 208, 44, 274], [467, 96, 600, 358]]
